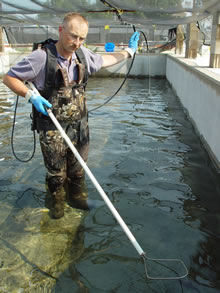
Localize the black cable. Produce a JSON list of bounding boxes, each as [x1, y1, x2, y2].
[[197, 21, 208, 46], [88, 26, 150, 113], [11, 95, 36, 162], [100, 0, 124, 22], [88, 51, 136, 113], [139, 30, 149, 52], [89, 2, 142, 113]]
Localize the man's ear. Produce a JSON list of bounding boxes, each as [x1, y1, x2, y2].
[[59, 25, 63, 33]]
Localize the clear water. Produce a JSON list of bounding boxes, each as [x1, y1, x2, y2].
[[0, 77, 220, 293]]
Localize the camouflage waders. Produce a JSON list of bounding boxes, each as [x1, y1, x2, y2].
[[39, 61, 90, 219]]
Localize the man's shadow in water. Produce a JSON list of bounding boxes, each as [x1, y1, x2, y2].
[[0, 187, 89, 290], [51, 224, 90, 293]]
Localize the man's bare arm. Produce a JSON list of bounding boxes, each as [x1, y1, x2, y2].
[[101, 50, 131, 68], [3, 75, 29, 97]]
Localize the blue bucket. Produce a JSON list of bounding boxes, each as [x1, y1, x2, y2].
[[105, 42, 115, 52]]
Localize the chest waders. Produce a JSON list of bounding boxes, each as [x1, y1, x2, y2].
[[33, 40, 90, 219]]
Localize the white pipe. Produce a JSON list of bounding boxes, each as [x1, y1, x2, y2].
[[28, 82, 145, 257]]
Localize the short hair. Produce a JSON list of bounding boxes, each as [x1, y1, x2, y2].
[[62, 12, 88, 27]]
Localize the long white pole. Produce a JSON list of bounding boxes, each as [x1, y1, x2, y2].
[[29, 82, 145, 257]]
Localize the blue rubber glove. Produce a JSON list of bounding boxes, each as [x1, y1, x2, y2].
[[28, 92, 52, 116], [128, 31, 140, 53]]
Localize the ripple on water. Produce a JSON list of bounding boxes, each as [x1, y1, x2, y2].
[[0, 78, 220, 292]]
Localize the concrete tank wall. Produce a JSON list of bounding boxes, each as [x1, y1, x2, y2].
[[0, 52, 27, 75], [166, 55, 220, 170], [94, 53, 166, 77]]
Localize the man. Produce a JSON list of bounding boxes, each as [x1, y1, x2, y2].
[[3, 12, 140, 219]]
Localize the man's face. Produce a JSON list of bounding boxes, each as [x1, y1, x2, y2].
[[59, 18, 88, 54]]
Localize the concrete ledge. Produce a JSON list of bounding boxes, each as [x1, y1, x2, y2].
[[167, 54, 220, 89]]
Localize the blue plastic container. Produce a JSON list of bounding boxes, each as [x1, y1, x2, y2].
[[105, 42, 115, 52]]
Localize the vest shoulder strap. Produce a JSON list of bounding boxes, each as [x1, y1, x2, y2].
[[44, 41, 57, 90], [33, 39, 58, 99], [75, 47, 89, 88], [75, 48, 88, 72], [33, 39, 89, 98], [42, 41, 58, 99]]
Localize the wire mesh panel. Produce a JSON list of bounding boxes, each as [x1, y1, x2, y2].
[[0, 1, 218, 57], [0, 0, 219, 27]]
